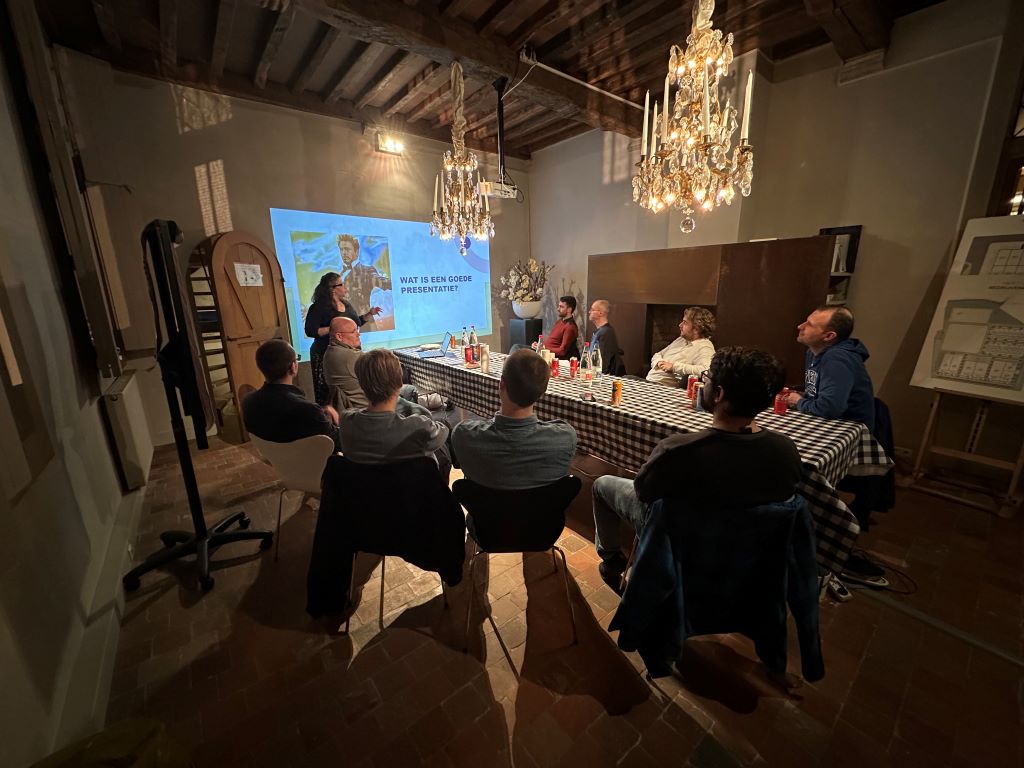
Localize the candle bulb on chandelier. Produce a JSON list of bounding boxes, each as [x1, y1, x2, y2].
[[740, 69, 752, 143], [433, 175, 438, 212], [701, 64, 711, 135], [651, 104, 658, 155], [662, 75, 669, 142], [641, 89, 649, 158]]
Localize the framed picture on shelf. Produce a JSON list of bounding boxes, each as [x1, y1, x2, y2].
[[819, 224, 863, 274]]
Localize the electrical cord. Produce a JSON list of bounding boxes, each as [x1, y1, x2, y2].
[[846, 547, 919, 596], [504, 60, 537, 101]]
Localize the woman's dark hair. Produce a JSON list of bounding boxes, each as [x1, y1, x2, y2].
[[311, 272, 341, 307], [707, 346, 785, 418]]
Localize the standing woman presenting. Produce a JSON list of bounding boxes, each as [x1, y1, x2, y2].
[[305, 272, 382, 405]]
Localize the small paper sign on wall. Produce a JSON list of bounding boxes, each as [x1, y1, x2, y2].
[[234, 263, 264, 287]]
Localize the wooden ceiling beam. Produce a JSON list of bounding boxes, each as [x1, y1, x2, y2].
[[464, 93, 525, 133], [325, 40, 386, 103], [436, 81, 494, 127], [355, 50, 414, 110], [210, 0, 237, 81], [512, 119, 589, 151], [83, 41, 525, 157], [509, 0, 606, 52], [382, 62, 447, 117], [503, 110, 563, 141], [254, 4, 296, 88], [299, 0, 642, 136], [159, 0, 177, 72], [441, 0, 476, 19], [466, 101, 546, 140], [515, 123, 591, 155], [475, 0, 518, 38], [407, 81, 452, 122], [539, 0, 668, 62], [803, 0, 891, 61], [555, 0, 679, 68], [291, 24, 340, 93], [91, 0, 121, 52]]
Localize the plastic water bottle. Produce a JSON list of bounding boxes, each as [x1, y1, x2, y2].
[[469, 325, 478, 346], [592, 344, 603, 379], [461, 326, 469, 349], [580, 342, 594, 395]]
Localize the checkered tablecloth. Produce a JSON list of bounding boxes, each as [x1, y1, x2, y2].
[[397, 349, 893, 572]]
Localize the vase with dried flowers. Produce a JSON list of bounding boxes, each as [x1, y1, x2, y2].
[[499, 258, 554, 319]]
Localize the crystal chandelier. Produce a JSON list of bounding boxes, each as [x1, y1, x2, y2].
[[430, 61, 494, 255], [631, 0, 754, 234]]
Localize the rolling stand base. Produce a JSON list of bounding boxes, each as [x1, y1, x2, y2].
[[122, 510, 273, 592]]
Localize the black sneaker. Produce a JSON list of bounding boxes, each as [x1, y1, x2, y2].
[[598, 553, 628, 595]]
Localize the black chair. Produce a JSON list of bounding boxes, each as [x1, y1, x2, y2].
[[838, 397, 896, 530], [611, 495, 824, 682], [307, 455, 466, 630], [452, 476, 583, 669]]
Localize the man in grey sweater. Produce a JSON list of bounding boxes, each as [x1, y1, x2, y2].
[[323, 316, 421, 415], [452, 349, 577, 489], [339, 349, 451, 480]]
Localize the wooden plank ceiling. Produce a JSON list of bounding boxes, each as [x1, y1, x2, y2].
[[36, 0, 942, 159]]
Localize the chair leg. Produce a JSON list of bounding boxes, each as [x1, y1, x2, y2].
[[440, 576, 449, 608], [379, 556, 387, 630], [462, 550, 480, 652], [343, 553, 357, 636], [553, 546, 578, 646], [551, 548, 557, 573]]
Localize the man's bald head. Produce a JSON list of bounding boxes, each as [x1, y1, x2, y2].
[[330, 316, 359, 345]]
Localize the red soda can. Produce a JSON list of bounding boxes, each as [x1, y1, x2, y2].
[[773, 388, 789, 414], [687, 374, 699, 398], [464, 345, 473, 364], [551, 358, 560, 377], [569, 357, 578, 379]]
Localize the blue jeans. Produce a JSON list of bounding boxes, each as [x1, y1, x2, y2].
[[592, 475, 650, 562]]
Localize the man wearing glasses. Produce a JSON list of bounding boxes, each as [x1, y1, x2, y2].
[[592, 347, 803, 593]]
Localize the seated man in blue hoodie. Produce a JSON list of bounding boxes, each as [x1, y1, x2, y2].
[[788, 306, 884, 585], [787, 306, 875, 430]]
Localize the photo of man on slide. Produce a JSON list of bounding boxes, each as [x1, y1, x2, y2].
[[337, 234, 395, 331]]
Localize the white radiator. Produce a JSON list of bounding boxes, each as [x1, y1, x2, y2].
[[102, 370, 153, 490]]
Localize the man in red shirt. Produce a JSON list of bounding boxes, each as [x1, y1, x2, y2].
[[533, 296, 580, 359]]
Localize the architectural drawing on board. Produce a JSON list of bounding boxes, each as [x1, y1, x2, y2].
[[912, 216, 1024, 405], [931, 299, 1024, 390]]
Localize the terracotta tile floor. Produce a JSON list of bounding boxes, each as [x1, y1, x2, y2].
[[109, 438, 1024, 767]]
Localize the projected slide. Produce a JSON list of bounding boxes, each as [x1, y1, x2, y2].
[[269, 208, 491, 359]]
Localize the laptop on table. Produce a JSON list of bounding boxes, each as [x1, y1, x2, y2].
[[416, 332, 454, 359]]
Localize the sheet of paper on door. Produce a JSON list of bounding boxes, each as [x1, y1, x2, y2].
[[234, 263, 263, 286]]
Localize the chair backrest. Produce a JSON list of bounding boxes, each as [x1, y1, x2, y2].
[[320, 454, 466, 567], [659, 495, 805, 626], [452, 476, 582, 553], [250, 434, 335, 495]]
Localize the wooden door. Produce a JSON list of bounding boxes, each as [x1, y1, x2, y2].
[[209, 231, 290, 420]]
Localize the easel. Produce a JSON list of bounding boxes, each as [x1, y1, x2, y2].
[[911, 389, 1024, 518]]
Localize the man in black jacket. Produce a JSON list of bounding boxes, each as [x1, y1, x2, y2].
[[242, 339, 340, 451], [592, 347, 804, 592]]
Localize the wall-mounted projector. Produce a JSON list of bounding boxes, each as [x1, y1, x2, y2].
[[479, 180, 519, 199]]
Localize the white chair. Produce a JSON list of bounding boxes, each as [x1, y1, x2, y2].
[[250, 434, 336, 561]]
